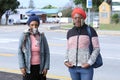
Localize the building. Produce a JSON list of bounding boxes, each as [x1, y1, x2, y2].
[[1, 8, 60, 24], [99, 1, 111, 24]]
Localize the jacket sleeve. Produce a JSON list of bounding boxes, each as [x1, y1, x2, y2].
[[88, 36, 100, 65], [64, 40, 69, 62], [42, 34, 50, 70], [64, 31, 70, 62], [88, 47, 100, 65], [18, 33, 26, 69]]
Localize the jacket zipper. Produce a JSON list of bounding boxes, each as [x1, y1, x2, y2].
[[76, 35, 79, 66], [76, 28, 81, 66]]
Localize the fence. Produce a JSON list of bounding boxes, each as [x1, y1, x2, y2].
[[85, 11, 120, 24]]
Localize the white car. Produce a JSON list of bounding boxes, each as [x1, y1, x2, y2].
[[46, 18, 59, 23], [20, 17, 28, 24]]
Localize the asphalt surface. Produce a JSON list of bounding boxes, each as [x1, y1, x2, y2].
[[0, 71, 59, 80], [0, 24, 120, 80]]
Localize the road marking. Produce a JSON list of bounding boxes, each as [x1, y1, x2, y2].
[[0, 43, 65, 51], [53, 38, 66, 41], [48, 74, 71, 80], [0, 68, 71, 80], [0, 47, 16, 50], [49, 43, 65, 46], [0, 39, 18, 43], [0, 53, 15, 57], [0, 68, 20, 74], [0, 38, 65, 46]]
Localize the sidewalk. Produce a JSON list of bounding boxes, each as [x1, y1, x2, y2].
[[0, 24, 120, 36], [96, 30, 120, 36], [0, 71, 59, 80]]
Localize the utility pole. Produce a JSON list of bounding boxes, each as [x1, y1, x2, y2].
[[86, 0, 92, 25]]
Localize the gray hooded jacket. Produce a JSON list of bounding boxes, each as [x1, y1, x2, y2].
[[18, 31, 50, 73]]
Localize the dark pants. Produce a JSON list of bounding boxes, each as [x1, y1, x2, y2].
[[23, 65, 46, 80]]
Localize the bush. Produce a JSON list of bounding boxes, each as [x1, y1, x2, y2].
[[111, 14, 119, 24], [61, 8, 72, 17]]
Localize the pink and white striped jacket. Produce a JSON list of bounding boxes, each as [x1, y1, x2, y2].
[[65, 24, 100, 66]]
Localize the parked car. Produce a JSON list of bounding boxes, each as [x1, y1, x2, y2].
[[46, 18, 59, 23], [20, 17, 28, 25]]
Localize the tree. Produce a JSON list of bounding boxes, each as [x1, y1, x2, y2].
[[28, 0, 35, 9], [0, 0, 20, 25], [42, 5, 57, 9], [73, 0, 104, 11], [41, 5, 57, 17], [74, 0, 82, 6], [61, 8, 72, 17], [111, 14, 119, 24], [106, 0, 112, 9], [106, 0, 111, 5]]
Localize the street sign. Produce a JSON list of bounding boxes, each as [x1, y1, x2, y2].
[[87, 0, 92, 8]]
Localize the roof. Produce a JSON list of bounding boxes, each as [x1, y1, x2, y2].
[[40, 9, 60, 14], [16, 8, 60, 15], [26, 9, 46, 15]]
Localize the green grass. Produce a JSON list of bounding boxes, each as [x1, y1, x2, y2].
[[61, 23, 73, 29], [61, 23, 120, 31], [99, 24, 120, 31]]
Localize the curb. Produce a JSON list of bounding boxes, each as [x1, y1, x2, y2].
[[49, 27, 120, 36], [46, 26, 60, 30], [96, 30, 120, 36], [0, 68, 71, 80], [0, 71, 59, 80]]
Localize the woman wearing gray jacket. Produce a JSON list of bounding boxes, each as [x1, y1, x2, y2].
[[18, 14, 50, 80]]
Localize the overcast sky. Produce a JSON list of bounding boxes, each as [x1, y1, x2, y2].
[[18, 0, 70, 8]]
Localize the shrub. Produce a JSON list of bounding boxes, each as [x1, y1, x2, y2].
[[111, 14, 119, 24]]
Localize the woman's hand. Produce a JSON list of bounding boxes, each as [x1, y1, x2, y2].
[[42, 69, 48, 76], [64, 61, 73, 68], [81, 63, 90, 68], [20, 68, 26, 76]]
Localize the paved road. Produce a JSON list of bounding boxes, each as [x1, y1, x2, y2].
[[0, 24, 120, 80]]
